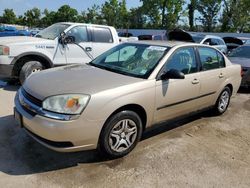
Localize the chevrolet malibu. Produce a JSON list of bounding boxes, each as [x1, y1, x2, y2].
[[14, 41, 241, 158]]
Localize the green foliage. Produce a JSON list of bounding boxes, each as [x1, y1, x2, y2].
[[141, 0, 184, 29], [1, 9, 17, 24], [0, 1, 249, 32], [23, 7, 41, 27], [188, 0, 197, 31], [197, 0, 222, 32], [128, 7, 146, 29], [54, 5, 78, 22], [221, 0, 250, 32]]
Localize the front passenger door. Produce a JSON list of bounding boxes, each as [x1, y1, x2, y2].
[[154, 47, 201, 124], [65, 26, 93, 64]]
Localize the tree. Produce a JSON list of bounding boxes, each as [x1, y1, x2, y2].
[[128, 7, 146, 29], [117, 0, 129, 29], [24, 8, 41, 27], [188, 0, 197, 31], [221, 0, 250, 32], [141, 0, 184, 30], [197, 0, 222, 32], [54, 5, 78, 22], [40, 9, 56, 27], [85, 4, 103, 24], [101, 0, 120, 27], [1, 9, 17, 24]]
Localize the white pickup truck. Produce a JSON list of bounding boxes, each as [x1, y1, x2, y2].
[[0, 22, 120, 84]]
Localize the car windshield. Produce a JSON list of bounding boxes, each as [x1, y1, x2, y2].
[[228, 46, 250, 58], [36, 23, 70, 40], [89, 43, 169, 78]]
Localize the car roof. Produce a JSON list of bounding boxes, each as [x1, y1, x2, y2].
[[55, 22, 114, 28], [128, 40, 193, 47]]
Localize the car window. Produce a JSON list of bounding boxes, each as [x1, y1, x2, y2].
[[210, 38, 219, 45], [218, 39, 225, 45], [165, 47, 197, 74], [198, 47, 222, 70], [203, 38, 211, 45], [92, 27, 113, 43], [67, 26, 88, 43], [217, 51, 225, 67], [228, 46, 250, 58]]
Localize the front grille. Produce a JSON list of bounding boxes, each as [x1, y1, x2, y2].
[[21, 88, 42, 107], [25, 128, 74, 148]]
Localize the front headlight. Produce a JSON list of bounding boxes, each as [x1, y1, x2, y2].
[[42, 94, 90, 115], [0, 45, 10, 55]]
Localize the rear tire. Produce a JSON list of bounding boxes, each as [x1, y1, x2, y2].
[[213, 86, 231, 115], [19, 61, 44, 84], [98, 110, 143, 158]]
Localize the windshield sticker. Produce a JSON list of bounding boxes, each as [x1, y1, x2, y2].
[[147, 46, 167, 51], [140, 69, 147, 74]]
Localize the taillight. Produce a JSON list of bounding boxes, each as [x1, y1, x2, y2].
[[241, 67, 244, 77]]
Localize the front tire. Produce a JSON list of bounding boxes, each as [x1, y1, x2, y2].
[[99, 111, 143, 158], [19, 61, 44, 84], [213, 86, 231, 115]]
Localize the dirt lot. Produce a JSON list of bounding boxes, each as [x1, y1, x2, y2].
[[0, 80, 250, 188]]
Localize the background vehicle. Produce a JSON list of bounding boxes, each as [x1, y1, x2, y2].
[[30, 28, 43, 36], [228, 45, 250, 87], [223, 36, 250, 53], [168, 29, 227, 54], [0, 25, 30, 37], [138, 34, 167, 41], [0, 22, 120, 84], [14, 41, 241, 158]]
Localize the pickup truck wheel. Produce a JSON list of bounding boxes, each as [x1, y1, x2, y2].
[[99, 111, 142, 158], [213, 86, 231, 115], [19, 61, 44, 84]]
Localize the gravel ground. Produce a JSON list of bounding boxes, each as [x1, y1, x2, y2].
[[0, 80, 250, 188]]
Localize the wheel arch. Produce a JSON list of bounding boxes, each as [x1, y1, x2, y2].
[[225, 83, 233, 95], [102, 104, 148, 132], [11, 52, 53, 77]]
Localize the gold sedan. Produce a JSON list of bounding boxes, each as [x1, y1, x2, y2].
[[14, 41, 241, 158]]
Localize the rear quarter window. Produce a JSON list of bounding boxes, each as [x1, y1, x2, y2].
[[92, 27, 113, 43]]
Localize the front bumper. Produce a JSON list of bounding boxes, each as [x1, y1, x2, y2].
[[14, 89, 104, 152], [0, 64, 14, 80], [0, 55, 15, 80]]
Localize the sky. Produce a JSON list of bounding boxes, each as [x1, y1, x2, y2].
[[0, 0, 142, 16]]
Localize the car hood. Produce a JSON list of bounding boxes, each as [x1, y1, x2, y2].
[[0, 36, 51, 46], [23, 64, 142, 100], [228, 57, 250, 68], [168, 29, 195, 42]]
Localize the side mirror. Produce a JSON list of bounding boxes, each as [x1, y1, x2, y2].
[[160, 69, 185, 80], [58, 32, 75, 46], [204, 41, 210, 45], [64, 36, 75, 44]]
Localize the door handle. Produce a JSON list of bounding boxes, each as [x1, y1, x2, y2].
[[219, 73, 224, 78], [192, 78, 199, 84], [85, 47, 92, 52]]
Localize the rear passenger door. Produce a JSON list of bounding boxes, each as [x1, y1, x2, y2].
[[196, 47, 226, 108], [90, 27, 116, 57]]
